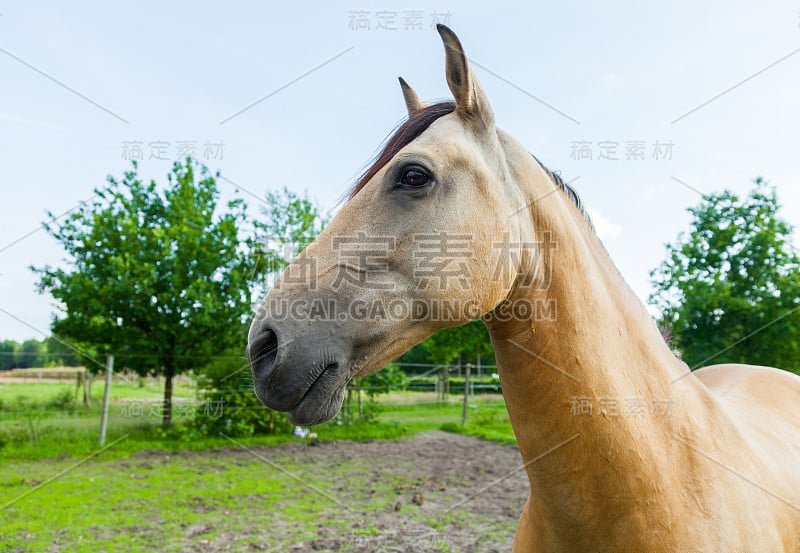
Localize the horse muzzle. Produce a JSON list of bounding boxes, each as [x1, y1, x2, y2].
[[247, 319, 350, 426]]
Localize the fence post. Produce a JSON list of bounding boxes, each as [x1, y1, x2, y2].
[[83, 369, 91, 407], [75, 370, 82, 403], [461, 363, 471, 426], [438, 366, 447, 402], [99, 354, 114, 446]]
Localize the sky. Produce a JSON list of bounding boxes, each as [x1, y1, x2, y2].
[[1, 0, 799, 341]]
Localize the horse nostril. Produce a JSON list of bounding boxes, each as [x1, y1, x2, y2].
[[249, 328, 279, 376]]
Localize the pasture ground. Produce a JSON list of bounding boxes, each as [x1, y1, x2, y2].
[[1, 379, 522, 552], [1, 431, 526, 553]]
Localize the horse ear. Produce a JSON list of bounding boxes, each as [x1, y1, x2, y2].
[[436, 24, 494, 131], [398, 77, 426, 116]]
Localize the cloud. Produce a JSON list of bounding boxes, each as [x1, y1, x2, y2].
[[0, 112, 67, 131], [587, 207, 622, 240]]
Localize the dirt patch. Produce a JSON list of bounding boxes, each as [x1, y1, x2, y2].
[[138, 431, 529, 552], [2, 432, 528, 552]]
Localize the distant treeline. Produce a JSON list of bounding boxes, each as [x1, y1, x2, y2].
[[0, 338, 81, 370]]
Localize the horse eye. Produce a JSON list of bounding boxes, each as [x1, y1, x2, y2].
[[400, 168, 430, 188]]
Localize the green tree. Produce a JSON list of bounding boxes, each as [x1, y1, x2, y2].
[[423, 320, 494, 367], [0, 338, 48, 369], [353, 363, 408, 395], [33, 159, 266, 424], [262, 188, 327, 265], [0, 340, 18, 371], [255, 187, 328, 299], [262, 188, 327, 251], [650, 180, 800, 372], [43, 336, 81, 367], [16, 339, 45, 368]]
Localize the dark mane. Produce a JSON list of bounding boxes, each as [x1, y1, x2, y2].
[[348, 101, 594, 233], [349, 102, 455, 199], [530, 153, 594, 233]]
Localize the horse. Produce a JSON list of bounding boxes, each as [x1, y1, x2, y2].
[[247, 25, 800, 552]]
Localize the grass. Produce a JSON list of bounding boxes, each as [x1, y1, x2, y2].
[[440, 402, 517, 445], [0, 379, 195, 403], [441, 422, 518, 445], [0, 379, 199, 461], [1, 447, 371, 552], [0, 381, 520, 551], [0, 384, 514, 462], [0, 434, 516, 552]]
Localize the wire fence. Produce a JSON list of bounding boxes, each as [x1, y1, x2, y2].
[[0, 361, 501, 391], [0, 361, 509, 446]]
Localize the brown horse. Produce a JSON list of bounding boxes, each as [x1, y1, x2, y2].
[[248, 25, 800, 552]]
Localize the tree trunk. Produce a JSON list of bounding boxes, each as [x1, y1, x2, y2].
[[163, 365, 174, 426]]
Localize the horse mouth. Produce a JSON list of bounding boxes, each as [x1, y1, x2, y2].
[[286, 363, 347, 426]]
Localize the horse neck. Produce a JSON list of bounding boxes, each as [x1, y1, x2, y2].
[[487, 146, 706, 528]]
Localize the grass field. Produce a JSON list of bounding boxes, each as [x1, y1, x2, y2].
[[0, 381, 515, 460], [0, 379, 195, 403], [0, 379, 519, 552], [1, 432, 525, 552]]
